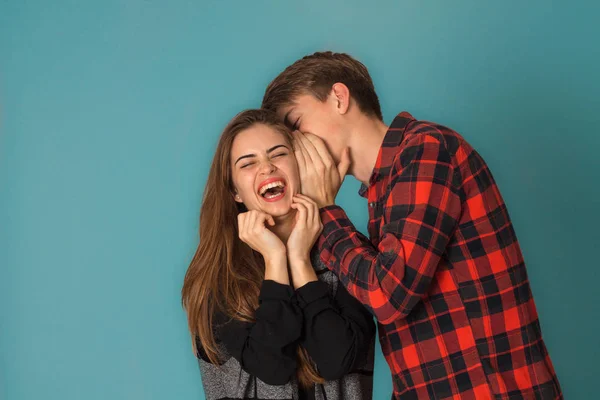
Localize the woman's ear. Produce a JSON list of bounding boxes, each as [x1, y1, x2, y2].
[[232, 190, 243, 203]]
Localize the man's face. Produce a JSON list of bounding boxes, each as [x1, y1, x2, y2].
[[277, 93, 347, 163]]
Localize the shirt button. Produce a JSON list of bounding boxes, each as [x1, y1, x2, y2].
[[369, 202, 375, 208]]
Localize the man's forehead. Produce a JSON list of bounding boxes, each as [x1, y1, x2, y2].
[[275, 105, 292, 119], [276, 103, 296, 124], [277, 95, 314, 120]]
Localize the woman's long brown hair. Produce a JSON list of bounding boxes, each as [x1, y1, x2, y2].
[[182, 109, 323, 387]]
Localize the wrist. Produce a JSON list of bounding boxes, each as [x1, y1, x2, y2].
[[319, 193, 336, 208], [287, 253, 310, 267], [264, 249, 287, 265], [288, 260, 318, 289], [264, 253, 289, 286]]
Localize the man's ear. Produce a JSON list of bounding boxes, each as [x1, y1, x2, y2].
[[331, 82, 350, 115]]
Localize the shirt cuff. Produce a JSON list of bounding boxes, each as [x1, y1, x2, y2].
[[319, 205, 351, 243], [319, 205, 350, 228], [259, 280, 294, 302], [317, 205, 353, 267], [295, 280, 330, 308]]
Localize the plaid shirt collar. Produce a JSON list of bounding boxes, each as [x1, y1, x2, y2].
[[358, 111, 416, 198]]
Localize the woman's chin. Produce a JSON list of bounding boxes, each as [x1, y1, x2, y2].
[[260, 201, 292, 218]]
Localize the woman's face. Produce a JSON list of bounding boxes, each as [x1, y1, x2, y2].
[[230, 124, 299, 218]]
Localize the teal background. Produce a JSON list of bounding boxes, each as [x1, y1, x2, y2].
[[1, 1, 598, 399]]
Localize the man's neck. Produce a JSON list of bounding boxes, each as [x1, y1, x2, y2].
[[347, 114, 389, 185]]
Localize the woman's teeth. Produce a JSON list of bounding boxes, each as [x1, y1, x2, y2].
[[259, 181, 285, 196]]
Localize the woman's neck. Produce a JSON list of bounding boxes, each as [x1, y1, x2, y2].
[[269, 211, 296, 243]]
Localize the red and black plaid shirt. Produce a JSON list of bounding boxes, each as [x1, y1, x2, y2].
[[317, 112, 562, 399]]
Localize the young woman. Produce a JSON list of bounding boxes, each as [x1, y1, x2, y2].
[[182, 109, 375, 400]]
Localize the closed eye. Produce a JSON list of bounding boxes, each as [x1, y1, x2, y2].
[[292, 118, 300, 130], [240, 162, 255, 169], [272, 152, 287, 158]]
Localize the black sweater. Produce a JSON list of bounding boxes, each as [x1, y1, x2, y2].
[[198, 280, 375, 398]]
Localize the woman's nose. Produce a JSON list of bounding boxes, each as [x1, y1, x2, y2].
[[259, 161, 276, 174]]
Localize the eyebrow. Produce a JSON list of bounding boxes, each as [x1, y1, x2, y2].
[[234, 144, 290, 165]]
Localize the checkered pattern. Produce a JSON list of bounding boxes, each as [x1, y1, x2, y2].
[[317, 112, 562, 399]]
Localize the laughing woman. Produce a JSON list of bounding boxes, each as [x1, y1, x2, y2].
[[182, 109, 375, 400]]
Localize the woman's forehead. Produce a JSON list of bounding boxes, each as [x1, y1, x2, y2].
[[231, 125, 289, 154]]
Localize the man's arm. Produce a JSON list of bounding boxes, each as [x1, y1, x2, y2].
[[315, 134, 462, 324]]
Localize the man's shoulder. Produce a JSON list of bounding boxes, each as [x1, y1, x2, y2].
[[398, 115, 471, 157]]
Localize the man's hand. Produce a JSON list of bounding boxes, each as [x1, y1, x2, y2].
[[293, 131, 351, 208]]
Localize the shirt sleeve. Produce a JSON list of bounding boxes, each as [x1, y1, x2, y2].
[[295, 279, 376, 380], [317, 133, 462, 324], [208, 280, 303, 385]]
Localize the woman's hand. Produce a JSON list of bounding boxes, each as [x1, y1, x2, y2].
[[238, 210, 288, 284], [286, 194, 322, 288]]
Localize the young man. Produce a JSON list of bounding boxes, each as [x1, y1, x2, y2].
[[262, 52, 562, 399]]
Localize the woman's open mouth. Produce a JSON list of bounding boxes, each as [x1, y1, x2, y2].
[[257, 178, 287, 202]]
